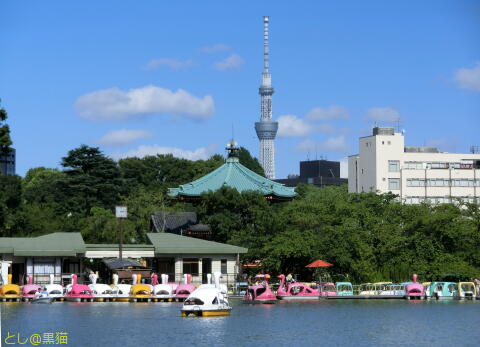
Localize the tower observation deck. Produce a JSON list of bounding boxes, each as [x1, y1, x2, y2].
[[255, 16, 278, 179]]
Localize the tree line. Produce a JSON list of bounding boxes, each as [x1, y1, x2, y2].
[[1, 143, 479, 283]]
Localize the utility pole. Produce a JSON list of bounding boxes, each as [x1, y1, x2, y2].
[[115, 206, 127, 260]]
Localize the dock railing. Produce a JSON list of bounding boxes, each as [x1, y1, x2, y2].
[[28, 272, 249, 294]]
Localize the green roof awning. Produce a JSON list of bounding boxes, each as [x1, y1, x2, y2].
[[0, 233, 86, 257], [147, 233, 247, 255]]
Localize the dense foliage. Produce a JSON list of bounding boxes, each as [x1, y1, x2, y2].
[[0, 144, 479, 282]]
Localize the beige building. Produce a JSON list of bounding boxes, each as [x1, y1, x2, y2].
[[348, 127, 480, 204]]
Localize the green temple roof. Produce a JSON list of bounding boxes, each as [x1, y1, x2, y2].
[[168, 144, 296, 200]]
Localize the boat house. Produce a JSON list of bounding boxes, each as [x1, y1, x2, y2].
[[0, 232, 247, 287]]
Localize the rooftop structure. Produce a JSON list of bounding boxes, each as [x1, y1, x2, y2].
[[276, 159, 348, 187], [348, 127, 480, 204], [150, 211, 211, 240], [168, 141, 296, 201], [0, 148, 16, 175], [255, 16, 278, 179]]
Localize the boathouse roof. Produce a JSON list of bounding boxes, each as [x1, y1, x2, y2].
[[168, 142, 296, 201], [147, 232, 247, 255], [0, 232, 247, 257], [0, 232, 86, 256]]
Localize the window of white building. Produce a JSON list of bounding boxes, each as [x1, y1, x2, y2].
[[388, 178, 400, 190], [388, 160, 400, 172], [404, 161, 423, 170], [407, 178, 425, 187]]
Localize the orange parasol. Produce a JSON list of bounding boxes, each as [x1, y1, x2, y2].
[[305, 260, 333, 268]]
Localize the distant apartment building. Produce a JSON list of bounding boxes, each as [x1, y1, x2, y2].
[[0, 148, 15, 175], [348, 127, 480, 204], [275, 159, 347, 188]]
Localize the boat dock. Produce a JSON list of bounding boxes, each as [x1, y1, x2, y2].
[[324, 295, 405, 300]]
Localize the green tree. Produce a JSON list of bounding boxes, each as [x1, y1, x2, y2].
[[58, 145, 125, 215], [22, 167, 66, 205], [0, 174, 22, 236], [238, 147, 265, 176]]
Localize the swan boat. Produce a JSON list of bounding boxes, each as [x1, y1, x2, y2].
[[175, 274, 196, 301], [181, 272, 231, 317], [65, 274, 94, 302], [88, 273, 114, 302], [130, 274, 152, 302], [0, 274, 21, 301], [243, 274, 277, 304], [111, 274, 131, 302], [405, 274, 425, 300], [276, 274, 320, 300], [152, 274, 174, 302], [22, 275, 41, 301], [44, 274, 64, 300]]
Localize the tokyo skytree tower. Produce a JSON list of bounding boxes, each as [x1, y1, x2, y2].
[[255, 16, 278, 179]]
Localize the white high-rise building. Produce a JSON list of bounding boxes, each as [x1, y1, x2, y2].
[[348, 127, 480, 204], [255, 16, 278, 179]]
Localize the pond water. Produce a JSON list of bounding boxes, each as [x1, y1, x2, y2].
[[1, 299, 479, 346]]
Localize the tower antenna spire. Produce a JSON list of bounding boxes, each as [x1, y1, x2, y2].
[[263, 16, 269, 73], [255, 16, 278, 179]]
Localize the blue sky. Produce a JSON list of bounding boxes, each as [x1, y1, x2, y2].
[[1, 1, 479, 178]]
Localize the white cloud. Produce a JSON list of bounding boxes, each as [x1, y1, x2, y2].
[[145, 58, 194, 70], [296, 136, 350, 154], [277, 115, 312, 138], [306, 105, 349, 121], [200, 44, 231, 53], [364, 107, 401, 122], [214, 53, 245, 71], [454, 62, 480, 92], [75, 85, 215, 121], [317, 124, 336, 134], [112, 144, 217, 161], [319, 135, 350, 153], [295, 139, 316, 152], [97, 129, 152, 147]]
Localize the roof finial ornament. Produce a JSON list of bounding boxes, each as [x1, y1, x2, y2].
[[226, 139, 239, 159]]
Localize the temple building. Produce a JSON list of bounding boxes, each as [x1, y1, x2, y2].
[[168, 141, 297, 202]]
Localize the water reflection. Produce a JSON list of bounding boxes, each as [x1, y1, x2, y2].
[[1, 300, 479, 346]]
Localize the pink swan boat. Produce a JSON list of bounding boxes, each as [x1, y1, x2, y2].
[[65, 274, 94, 302], [22, 275, 41, 301], [405, 274, 425, 300], [243, 274, 277, 304], [277, 274, 320, 300], [175, 274, 196, 301]]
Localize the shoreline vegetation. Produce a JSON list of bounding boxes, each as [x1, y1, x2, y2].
[[1, 145, 479, 283]]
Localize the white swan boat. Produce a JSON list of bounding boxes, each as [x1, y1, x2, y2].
[[44, 274, 64, 300], [88, 273, 113, 302], [152, 274, 174, 301], [111, 274, 131, 302], [181, 273, 231, 317]]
